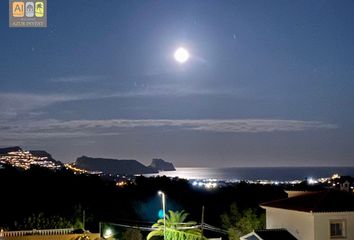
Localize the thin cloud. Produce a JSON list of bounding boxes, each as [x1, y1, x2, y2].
[[106, 85, 232, 98], [0, 92, 97, 116], [0, 85, 235, 117], [0, 119, 338, 141], [50, 75, 104, 83]]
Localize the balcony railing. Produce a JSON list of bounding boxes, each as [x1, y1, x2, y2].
[[0, 228, 74, 237]]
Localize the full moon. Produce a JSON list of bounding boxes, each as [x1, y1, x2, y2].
[[174, 47, 190, 63]]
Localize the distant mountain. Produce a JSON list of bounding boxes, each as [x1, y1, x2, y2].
[[149, 158, 176, 171], [0, 146, 22, 154], [74, 156, 159, 175], [0, 146, 176, 175], [29, 150, 63, 166]]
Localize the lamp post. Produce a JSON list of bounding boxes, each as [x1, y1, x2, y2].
[[158, 191, 166, 240]]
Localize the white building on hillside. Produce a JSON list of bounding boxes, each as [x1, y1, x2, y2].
[[260, 191, 354, 240]]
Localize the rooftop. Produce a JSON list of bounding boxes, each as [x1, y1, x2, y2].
[[261, 190, 354, 213], [241, 229, 297, 240]]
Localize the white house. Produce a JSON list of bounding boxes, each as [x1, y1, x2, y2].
[[259, 191, 354, 240]]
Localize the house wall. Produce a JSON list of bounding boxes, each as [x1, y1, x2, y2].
[[314, 212, 354, 240], [265, 207, 314, 240]]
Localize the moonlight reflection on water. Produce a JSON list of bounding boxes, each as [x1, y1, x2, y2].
[[144, 167, 354, 181]]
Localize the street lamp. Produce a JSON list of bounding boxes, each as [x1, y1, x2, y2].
[[158, 191, 166, 240]]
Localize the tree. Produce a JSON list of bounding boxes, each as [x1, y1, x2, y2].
[[220, 203, 265, 240], [147, 210, 204, 240]]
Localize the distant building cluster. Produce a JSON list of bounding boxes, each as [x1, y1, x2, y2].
[[326, 174, 354, 193], [0, 150, 62, 170], [188, 173, 354, 194], [192, 180, 218, 189], [64, 163, 102, 175]]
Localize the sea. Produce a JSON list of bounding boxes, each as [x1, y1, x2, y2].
[[145, 167, 354, 181]]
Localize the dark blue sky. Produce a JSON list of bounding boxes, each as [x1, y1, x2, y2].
[[1, 0, 353, 166]]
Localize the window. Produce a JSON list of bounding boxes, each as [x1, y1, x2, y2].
[[330, 220, 346, 238]]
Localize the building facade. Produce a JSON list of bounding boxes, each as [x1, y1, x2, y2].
[[260, 191, 354, 240]]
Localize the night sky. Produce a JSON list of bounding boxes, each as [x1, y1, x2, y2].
[[1, 0, 353, 167]]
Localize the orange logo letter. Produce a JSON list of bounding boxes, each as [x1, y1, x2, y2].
[[13, 2, 24, 17]]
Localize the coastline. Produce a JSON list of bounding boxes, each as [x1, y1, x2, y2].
[[144, 166, 354, 181]]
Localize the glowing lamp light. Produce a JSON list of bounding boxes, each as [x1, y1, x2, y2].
[[307, 178, 318, 185], [103, 228, 113, 238]]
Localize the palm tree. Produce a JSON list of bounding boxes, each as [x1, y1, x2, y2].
[[147, 210, 204, 240]]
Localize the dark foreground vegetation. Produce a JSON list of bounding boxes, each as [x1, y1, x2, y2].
[[0, 165, 286, 237]]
